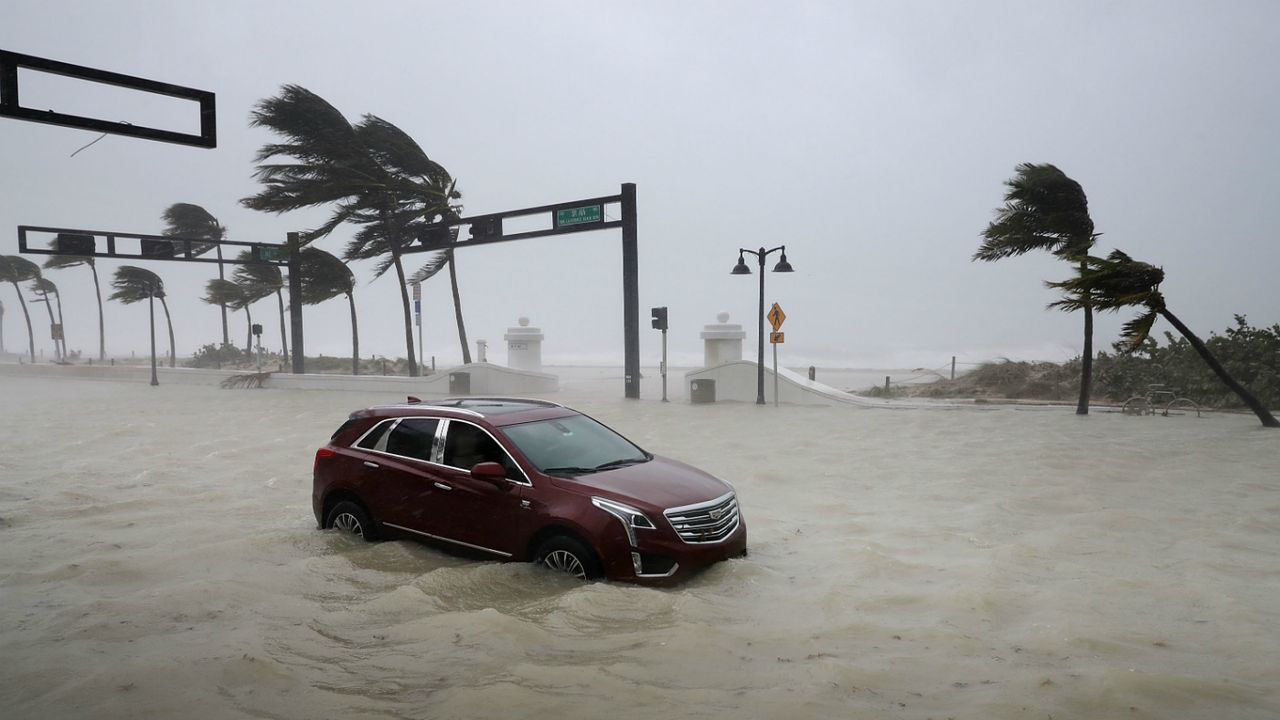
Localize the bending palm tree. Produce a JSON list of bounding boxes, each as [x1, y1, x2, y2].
[[29, 277, 66, 361], [231, 250, 287, 361], [977, 163, 1099, 415], [110, 266, 176, 369], [204, 279, 255, 355], [162, 203, 230, 346], [242, 86, 461, 376], [298, 247, 360, 374], [1051, 251, 1279, 428], [43, 234, 106, 361], [0, 255, 39, 362]]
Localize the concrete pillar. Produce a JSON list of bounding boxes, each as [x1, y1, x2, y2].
[[700, 312, 746, 368], [505, 317, 544, 372], [476, 339, 488, 364]]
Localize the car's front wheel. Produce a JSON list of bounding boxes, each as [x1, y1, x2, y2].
[[326, 500, 378, 541], [534, 535, 602, 580]]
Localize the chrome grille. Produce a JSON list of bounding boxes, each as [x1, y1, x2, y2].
[[664, 492, 739, 544]]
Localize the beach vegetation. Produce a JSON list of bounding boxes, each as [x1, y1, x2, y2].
[[109, 266, 176, 368], [977, 163, 1099, 415], [241, 85, 463, 376], [296, 247, 361, 375], [162, 203, 231, 345]]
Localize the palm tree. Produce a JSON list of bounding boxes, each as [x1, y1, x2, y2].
[[110, 266, 176, 369], [241, 85, 461, 376], [297, 247, 360, 374], [1050, 251, 1279, 428], [204, 278, 254, 355], [43, 235, 106, 361], [230, 250, 287, 361], [977, 163, 1099, 415], [29, 277, 66, 361], [0, 299, 5, 353], [162, 203, 230, 346], [0, 256, 40, 362]]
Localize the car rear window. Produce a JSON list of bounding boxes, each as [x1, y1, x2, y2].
[[330, 418, 360, 441]]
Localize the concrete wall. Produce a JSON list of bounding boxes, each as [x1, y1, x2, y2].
[[684, 360, 951, 408], [0, 360, 559, 395]]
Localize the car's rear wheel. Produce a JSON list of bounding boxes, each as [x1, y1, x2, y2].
[[326, 500, 378, 541], [534, 535, 602, 580]]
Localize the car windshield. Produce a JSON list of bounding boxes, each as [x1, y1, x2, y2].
[[499, 415, 648, 475]]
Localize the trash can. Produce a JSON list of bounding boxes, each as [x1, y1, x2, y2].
[[449, 372, 471, 395], [690, 379, 716, 404]]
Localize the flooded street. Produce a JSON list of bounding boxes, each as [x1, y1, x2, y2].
[[2, 374, 1278, 719]]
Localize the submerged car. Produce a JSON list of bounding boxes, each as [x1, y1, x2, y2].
[[312, 397, 746, 583]]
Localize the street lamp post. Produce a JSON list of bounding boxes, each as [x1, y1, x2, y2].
[[731, 246, 794, 405]]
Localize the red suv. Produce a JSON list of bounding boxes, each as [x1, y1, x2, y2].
[[312, 398, 746, 583]]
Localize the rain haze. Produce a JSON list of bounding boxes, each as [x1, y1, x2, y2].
[[3, 4, 1280, 720], [3, 1, 1277, 368]]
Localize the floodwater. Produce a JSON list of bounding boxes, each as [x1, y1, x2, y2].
[[1, 372, 1278, 719]]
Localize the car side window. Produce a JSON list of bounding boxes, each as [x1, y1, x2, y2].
[[355, 419, 393, 450], [443, 422, 521, 479], [383, 418, 439, 462]]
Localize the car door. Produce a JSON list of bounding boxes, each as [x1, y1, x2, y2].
[[361, 417, 448, 536], [429, 419, 528, 558]]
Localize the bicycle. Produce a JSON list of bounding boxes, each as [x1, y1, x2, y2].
[[1121, 384, 1201, 418]]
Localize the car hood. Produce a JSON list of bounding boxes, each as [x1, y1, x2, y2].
[[551, 455, 734, 512]]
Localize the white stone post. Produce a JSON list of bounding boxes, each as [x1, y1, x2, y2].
[[505, 317, 544, 372], [700, 312, 746, 368]]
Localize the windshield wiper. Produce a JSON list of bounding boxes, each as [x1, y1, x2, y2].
[[593, 457, 648, 471], [542, 466, 597, 476]]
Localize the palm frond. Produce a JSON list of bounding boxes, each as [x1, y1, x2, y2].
[[408, 252, 449, 284], [161, 203, 226, 256], [204, 278, 248, 309], [0, 255, 41, 283], [1120, 310, 1160, 351], [109, 265, 163, 304], [297, 247, 354, 305], [978, 163, 1095, 262]]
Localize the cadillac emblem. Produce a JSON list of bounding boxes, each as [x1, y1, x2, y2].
[[709, 507, 725, 521]]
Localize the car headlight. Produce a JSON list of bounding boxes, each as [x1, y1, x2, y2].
[[591, 497, 656, 547]]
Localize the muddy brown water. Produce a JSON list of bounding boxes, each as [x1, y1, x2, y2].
[[2, 375, 1278, 719]]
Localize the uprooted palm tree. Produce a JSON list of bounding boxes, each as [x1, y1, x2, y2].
[[43, 235, 106, 361], [110, 266, 176, 368], [241, 85, 462, 376], [1050, 251, 1279, 428], [297, 247, 360, 374], [977, 163, 1100, 415], [231, 250, 287, 361], [162, 203, 230, 345], [29, 277, 66, 361], [0, 255, 39, 362], [203, 278, 255, 356]]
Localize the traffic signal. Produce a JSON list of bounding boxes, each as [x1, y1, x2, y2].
[[469, 217, 501, 241], [251, 323, 263, 336], [140, 239, 175, 259], [53, 233, 95, 255], [651, 306, 668, 331], [419, 225, 458, 248]]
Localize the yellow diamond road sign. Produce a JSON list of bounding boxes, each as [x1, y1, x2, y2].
[[767, 303, 786, 332]]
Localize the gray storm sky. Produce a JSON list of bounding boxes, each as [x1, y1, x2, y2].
[[3, 1, 1278, 370]]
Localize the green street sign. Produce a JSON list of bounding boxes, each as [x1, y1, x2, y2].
[[258, 245, 283, 262], [556, 205, 602, 227]]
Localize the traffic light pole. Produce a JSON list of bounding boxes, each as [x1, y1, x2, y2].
[[661, 328, 668, 403]]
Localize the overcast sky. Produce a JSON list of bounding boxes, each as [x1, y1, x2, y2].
[[3, 1, 1278, 370]]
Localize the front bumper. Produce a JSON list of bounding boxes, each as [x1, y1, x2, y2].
[[598, 517, 748, 584]]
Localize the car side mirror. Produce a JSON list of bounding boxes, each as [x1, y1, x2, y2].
[[470, 461, 509, 489]]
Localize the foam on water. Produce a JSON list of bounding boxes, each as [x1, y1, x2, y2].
[[1, 373, 1278, 719]]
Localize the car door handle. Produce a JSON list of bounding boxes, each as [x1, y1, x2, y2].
[[363, 461, 380, 469], [434, 482, 452, 491]]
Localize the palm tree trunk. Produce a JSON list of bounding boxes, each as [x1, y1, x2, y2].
[[347, 291, 360, 376], [275, 289, 289, 363], [1077, 289, 1093, 415], [52, 288, 68, 360], [244, 305, 254, 356], [390, 245, 418, 377], [216, 245, 229, 346], [90, 261, 105, 361], [159, 296, 176, 368], [447, 250, 471, 364], [8, 280, 35, 362], [1159, 308, 1279, 428], [36, 291, 58, 361]]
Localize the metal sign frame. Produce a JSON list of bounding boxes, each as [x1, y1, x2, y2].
[[406, 183, 640, 399], [0, 49, 216, 149]]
